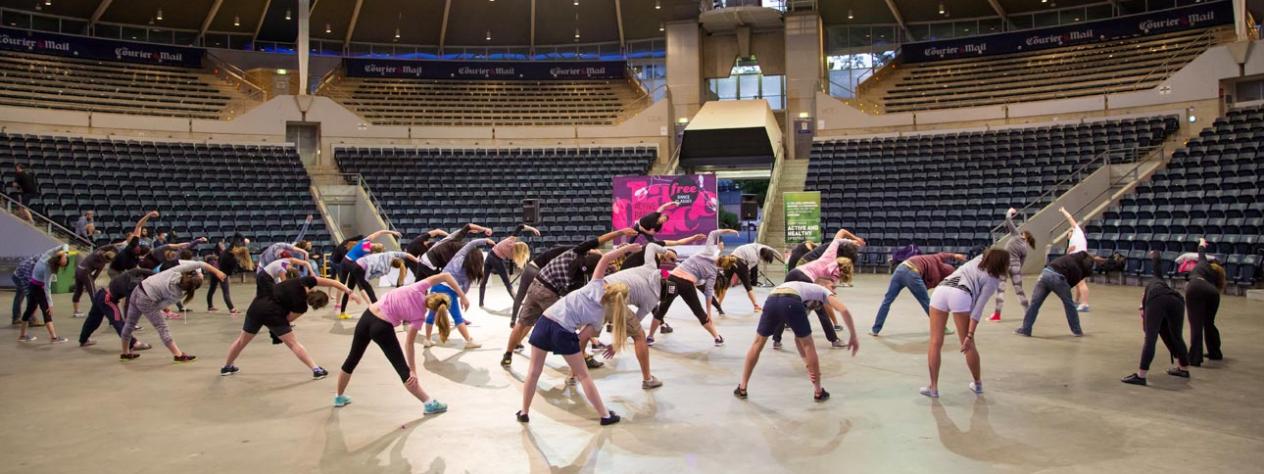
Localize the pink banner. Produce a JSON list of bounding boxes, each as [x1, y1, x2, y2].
[[612, 175, 718, 242]]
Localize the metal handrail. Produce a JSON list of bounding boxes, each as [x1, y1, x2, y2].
[[1127, 28, 1219, 90], [988, 145, 1157, 241], [338, 172, 398, 233], [614, 82, 667, 123], [1, 192, 94, 250], [314, 67, 343, 96], [206, 51, 266, 100]]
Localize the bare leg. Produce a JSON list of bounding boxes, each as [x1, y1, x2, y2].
[[926, 307, 950, 392], [520, 346, 549, 415], [223, 331, 256, 366], [647, 318, 662, 339], [17, 321, 28, 340], [403, 375, 433, 403], [336, 371, 352, 396], [632, 329, 652, 381], [702, 320, 721, 339], [738, 335, 768, 390], [163, 340, 183, 357], [456, 323, 474, 342], [44, 321, 59, 340], [279, 332, 318, 370], [953, 313, 980, 383], [1076, 281, 1090, 306], [561, 352, 609, 418], [423, 323, 433, 340], [505, 323, 530, 352], [795, 336, 822, 393]]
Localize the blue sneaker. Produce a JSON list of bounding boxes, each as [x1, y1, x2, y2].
[[423, 400, 448, 414], [333, 395, 351, 407]]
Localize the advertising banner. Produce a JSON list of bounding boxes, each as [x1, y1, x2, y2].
[[345, 58, 626, 80], [902, 0, 1232, 63], [612, 175, 718, 243], [783, 191, 821, 244], [0, 27, 203, 67]]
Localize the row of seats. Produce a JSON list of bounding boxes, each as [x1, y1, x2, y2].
[[879, 28, 1227, 113], [336, 146, 655, 247], [0, 133, 334, 255]]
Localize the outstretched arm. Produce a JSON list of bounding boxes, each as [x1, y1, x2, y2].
[[594, 244, 641, 280], [704, 229, 738, 253], [665, 233, 707, 246], [598, 228, 637, 245], [656, 201, 680, 213], [293, 214, 314, 243], [1197, 238, 1209, 263], [827, 296, 859, 356], [365, 229, 401, 242], [313, 276, 360, 304], [1058, 207, 1079, 229], [1005, 208, 1021, 236], [425, 273, 469, 310]]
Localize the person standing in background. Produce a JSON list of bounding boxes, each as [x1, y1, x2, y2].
[[8, 163, 38, 223]]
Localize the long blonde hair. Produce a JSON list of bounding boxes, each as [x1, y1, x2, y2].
[[716, 255, 738, 272], [231, 246, 254, 271], [511, 242, 531, 269], [835, 257, 854, 284], [602, 282, 632, 353], [425, 293, 453, 343]]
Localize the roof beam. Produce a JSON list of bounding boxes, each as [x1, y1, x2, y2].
[[251, 0, 272, 44], [196, 0, 224, 43], [343, 0, 364, 51], [530, 0, 536, 54], [881, 0, 912, 41], [614, 0, 626, 50], [86, 0, 113, 33], [985, 0, 1014, 30], [438, 0, 452, 54]]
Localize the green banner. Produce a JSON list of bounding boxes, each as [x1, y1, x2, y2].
[[784, 191, 821, 244]]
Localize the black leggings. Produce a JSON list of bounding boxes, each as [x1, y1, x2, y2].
[[727, 261, 758, 292], [1140, 294, 1189, 371], [78, 289, 136, 346], [341, 311, 410, 382], [22, 285, 51, 323], [773, 269, 838, 343], [1185, 278, 1222, 364], [72, 268, 95, 305], [479, 252, 514, 306], [206, 274, 235, 310], [654, 275, 710, 325], [340, 264, 377, 312]]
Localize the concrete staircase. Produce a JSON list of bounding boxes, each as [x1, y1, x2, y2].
[[758, 157, 811, 255]]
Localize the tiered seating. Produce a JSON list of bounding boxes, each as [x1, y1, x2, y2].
[[806, 115, 1179, 270], [1091, 106, 1264, 289], [335, 146, 655, 248], [0, 133, 333, 254], [883, 28, 1226, 113], [0, 50, 232, 119], [325, 78, 639, 126]]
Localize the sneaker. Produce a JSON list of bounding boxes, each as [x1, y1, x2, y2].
[[830, 339, 848, 349], [968, 381, 983, 394], [514, 344, 525, 353], [585, 356, 604, 369], [516, 410, 530, 423], [919, 387, 940, 398], [220, 365, 240, 376], [173, 354, 196, 363], [600, 411, 621, 426], [333, 395, 352, 407], [337, 313, 351, 320], [120, 353, 140, 360], [945, 326, 955, 335], [229, 308, 241, 315], [463, 341, 482, 350], [645, 336, 655, 347], [133, 342, 153, 351], [17, 335, 36, 343], [660, 323, 674, 334], [833, 325, 843, 332], [814, 388, 831, 402], [1166, 367, 1190, 378], [500, 352, 513, 367], [988, 311, 1001, 322], [868, 330, 880, 337], [1076, 304, 1090, 313], [1072, 331, 1084, 337], [423, 400, 448, 414], [313, 367, 329, 380], [73, 312, 84, 318], [566, 376, 578, 386], [80, 339, 97, 347], [50, 336, 68, 344], [1013, 328, 1031, 337], [641, 376, 663, 390], [1120, 373, 1146, 386], [773, 340, 783, 350], [733, 385, 748, 399], [422, 338, 435, 348], [714, 335, 725, 347]]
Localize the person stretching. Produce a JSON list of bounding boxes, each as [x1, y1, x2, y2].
[[479, 224, 539, 308], [1121, 251, 1192, 386], [1059, 207, 1092, 312], [339, 249, 419, 314], [632, 202, 680, 241], [423, 238, 492, 349], [404, 229, 450, 280], [597, 243, 672, 389], [17, 245, 71, 343], [1185, 238, 1226, 367], [516, 245, 638, 426], [11, 245, 62, 326], [332, 273, 468, 413], [220, 274, 358, 379], [735, 280, 859, 402], [920, 249, 1009, 399], [988, 208, 1037, 321], [870, 252, 967, 336], [1015, 251, 1104, 337], [725, 242, 783, 311], [647, 229, 739, 347], [71, 244, 120, 318], [119, 260, 226, 361], [785, 241, 819, 270], [77, 268, 154, 350], [416, 224, 493, 280], [336, 230, 403, 318], [772, 229, 863, 349]]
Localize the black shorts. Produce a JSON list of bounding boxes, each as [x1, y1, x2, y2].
[[242, 307, 292, 337], [528, 316, 581, 355], [756, 294, 811, 338]]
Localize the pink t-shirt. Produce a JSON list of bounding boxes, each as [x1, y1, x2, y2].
[[376, 280, 434, 326], [492, 237, 516, 259]]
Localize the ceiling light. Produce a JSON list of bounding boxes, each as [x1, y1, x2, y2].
[[233, 15, 240, 27], [394, 28, 400, 40], [44, 0, 52, 6], [574, 0, 580, 5], [574, 28, 581, 40], [847, 9, 853, 20], [655, 0, 661, 10], [659, 21, 664, 32], [276, 68, 287, 75], [325, 23, 332, 34], [285, 9, 292, 21], [486, 30, 492, 41], [939, 2, 945, 15], [156, 8, 163, 21]]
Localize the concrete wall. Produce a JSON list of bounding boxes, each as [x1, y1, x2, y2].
[[0, 211, 64, 284], [703, 30, 785, 78], [667, 20, 704, 121], [783, 13, 821, 161]]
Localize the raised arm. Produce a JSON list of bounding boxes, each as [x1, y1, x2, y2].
[[594, 244, 641, 280], [656, 201, 680, 213], [427, 228, 449, 239], [641, 243, 667, 269], [760, 244, 786, 264], [598, 228, 637, 245], [704, 229, 738, 253], [1197, 238, 1209, 263], [1005, 208, 1020, 236], [387, 251, 419, 263], [426, 273, 469, 310], [313, 276, 354, 295], [364, 229, 401, 242], [169, 260, 226, 281], [293, 214, 313, 243], [130, 210, 159, 239], [1058, 207, 1079, 229]]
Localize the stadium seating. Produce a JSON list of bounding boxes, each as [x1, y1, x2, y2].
[[324, 78, 641, 126], [0, 133, 333, 255], [0, 50, 235, 119], [1091, 105, 1264, 288], [879, 27, 1227, 113], [806, 115, 1179, 270], [334, 146, 655, 248]]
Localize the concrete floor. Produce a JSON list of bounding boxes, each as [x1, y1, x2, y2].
[[0, 274, 1261, 473]]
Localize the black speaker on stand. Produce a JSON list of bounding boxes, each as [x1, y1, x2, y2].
[[522, 199, 540, 225]]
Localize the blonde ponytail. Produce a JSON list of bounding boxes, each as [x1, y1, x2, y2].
[[601, 283, 632, 353], [835, 257, 854, 285], [426, 293, 453, 343], [511, 242, 531, 269]]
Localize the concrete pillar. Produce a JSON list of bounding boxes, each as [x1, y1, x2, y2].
[[297, 0, 310, 95], [783, 12, 822, 160], [666, 20, 703, 126]]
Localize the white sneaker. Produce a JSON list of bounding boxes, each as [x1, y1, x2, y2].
[[1077, 304, 1090, 313], [422, 338, 435, 348], [72, 312, 84, 319], [969, 381, 983, 394], [463, 341, 482, 350]]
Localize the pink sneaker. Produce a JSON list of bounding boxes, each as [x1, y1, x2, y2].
[[988, 311, 1001, 322]]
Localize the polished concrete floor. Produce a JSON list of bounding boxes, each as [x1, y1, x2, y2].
[[0, 274, 1261, 473]]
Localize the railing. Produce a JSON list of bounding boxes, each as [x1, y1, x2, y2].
[[989, 145, 1158, 241], [1, 193, 94, 250], [755, 149, 788, 244], [315, 67, 344, 97], [206, 51, 266, 101], [1127, 28, 1221, 91], [614, 83, 668, 123], [338, 173, 398, 233]]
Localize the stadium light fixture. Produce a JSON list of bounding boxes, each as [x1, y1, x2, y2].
[[276, 68, 288, 75], [156, 9, 163, 21], [233, 15, 240, 27], [847, 9, 853, 20], [285, 9, 292, 21], [44, 0, 52, 6], [394, 28, 401, 40], [659, 21, 665, 32], [938, 2, 944, 15], [325, 23, 332, 34], [655, 0, 661, 10], [574, 27, 581, 40], [486, 30, 492, 41]]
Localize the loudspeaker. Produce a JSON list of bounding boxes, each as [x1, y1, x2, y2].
[[522, 199, 540, 225], [740, 194, 759, 220]]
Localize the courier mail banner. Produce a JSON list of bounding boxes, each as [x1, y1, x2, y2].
[[345, 58, 626, 80], [902, 0, 1232, 63], [0, 27, 203, 67]]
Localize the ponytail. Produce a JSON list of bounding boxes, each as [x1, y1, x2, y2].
[[835, 257, 854, 284], [426, 293, 453, 343], [601, 283, 632, 353]]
